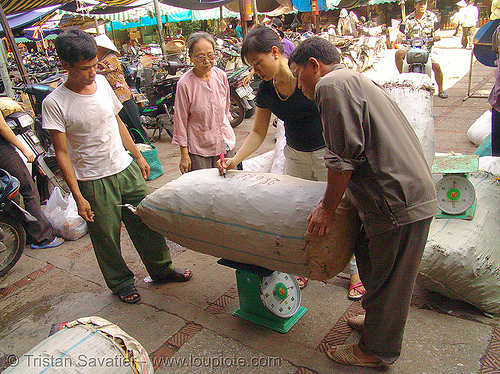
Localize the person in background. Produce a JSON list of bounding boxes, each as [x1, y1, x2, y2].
[[172, 32, 236, 173], [236, 19, 243, 39], [289, 36, 437, 368], [0, 111, 64, 249], [395, 0, 448, 99], [488, 24, 500, 156], [451, 0, 467, 36], [337, 9, 353, 36], [271, 18, 295, 58], [461, 0, 479, 49], [217, 26, 365, 296], [43, 30, 192, 305], [95, 34, 150, 144]]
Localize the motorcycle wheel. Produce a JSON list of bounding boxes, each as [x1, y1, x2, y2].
[[358, 54, 370, 73], [342, 53, 357, 70], [230, 91, 245, 128], [244, 99, 256, 118], [0, 214, 25, 277]]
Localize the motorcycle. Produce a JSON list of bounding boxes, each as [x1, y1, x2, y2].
[[402, 37, 434, 77], [0, 169, 36, 277], [356, 20, 385, 73], [11, 82, 70, 201], [139, 60, 189, 140], [227, 65, 256, 127]]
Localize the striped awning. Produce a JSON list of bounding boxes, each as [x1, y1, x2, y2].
[[0, 0, 137, 16]]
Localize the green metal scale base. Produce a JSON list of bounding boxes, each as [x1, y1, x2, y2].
[[218, 259, 307, 334]]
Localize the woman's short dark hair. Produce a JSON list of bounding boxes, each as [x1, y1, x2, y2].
[[186, 32, 215, 54], [288, 37, 341, 67], [241, 25, 284, 65], [55, 30, 97, 65]]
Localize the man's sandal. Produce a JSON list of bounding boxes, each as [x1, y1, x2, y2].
[[327, 344, 384, 368], [438, 91, 448, 99], [116, 285, 141, 304], [347, 313, 365, 331], [153, 268, 193, 283]]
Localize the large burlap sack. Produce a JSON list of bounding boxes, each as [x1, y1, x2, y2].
[[135, 169, 359, 278], [417, 172, 500, 314]]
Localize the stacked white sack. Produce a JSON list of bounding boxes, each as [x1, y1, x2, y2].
[[417, 172, 500, 314], [467, 110, 492, 146], [135, 169, 359, 277], [373, 73, 435, 167]]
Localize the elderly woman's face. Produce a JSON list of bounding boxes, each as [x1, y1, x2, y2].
[[190, 38, 216, 73]]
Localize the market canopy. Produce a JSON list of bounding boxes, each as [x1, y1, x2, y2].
[[0, 0, 137, 16], [159, 0, 234, 11], [0, 4, 61, 34]]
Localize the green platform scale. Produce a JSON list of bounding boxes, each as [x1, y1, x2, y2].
[[218, 259, 307, 333], [431, 154, 479, 220]]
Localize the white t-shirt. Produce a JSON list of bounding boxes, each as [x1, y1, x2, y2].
[[42, 74, 132, 181]]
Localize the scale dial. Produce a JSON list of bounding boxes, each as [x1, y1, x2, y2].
[[435, 174, 475, 215], [260, 272, 301, 318]]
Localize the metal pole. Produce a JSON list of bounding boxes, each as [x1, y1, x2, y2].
[[153, 0, 168, 59], [238, 0, 247, 37], [94, 16, 100, 35], [0, 40, 14, 98], [401, 0, 406, 20], [252, 0, 258, 25], [0, 3, 35, 111]]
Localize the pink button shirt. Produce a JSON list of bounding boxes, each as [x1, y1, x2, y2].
[[172, 67, 236, 156]]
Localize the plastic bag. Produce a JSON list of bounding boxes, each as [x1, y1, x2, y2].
[[44, 187, 88, 240]]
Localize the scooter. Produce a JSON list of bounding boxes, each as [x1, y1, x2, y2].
[[402, 37, 434, 77], [0, 169, 36, 277], [227, 65, 256, 127]]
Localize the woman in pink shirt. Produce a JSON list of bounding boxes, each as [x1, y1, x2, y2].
[[172, 32, 236, 173]]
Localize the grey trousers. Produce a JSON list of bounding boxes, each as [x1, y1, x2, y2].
[[189, 149, 235, 171], [355, 217, 432, 364]]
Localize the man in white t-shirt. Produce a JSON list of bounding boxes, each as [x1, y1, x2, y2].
[[42, 30, 192, 304], [461, 0, 479, 49]]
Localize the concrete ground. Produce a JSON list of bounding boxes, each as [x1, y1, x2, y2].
[[0, 30, 499, 374]]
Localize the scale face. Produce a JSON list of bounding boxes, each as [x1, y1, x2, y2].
[[435, 174, 476, 215], [260, 272, 301, 318]]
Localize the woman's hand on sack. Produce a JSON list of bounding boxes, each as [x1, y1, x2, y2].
[[76, 197, 95, 222], [136, 154, 151, 180], [307, 202, 335, 236], [22, 148, 35, 163], [179, 154, 191, 174], [216, 157, 237, 175]]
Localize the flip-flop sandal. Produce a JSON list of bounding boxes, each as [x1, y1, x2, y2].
[[326, 344, 384, 368], [153, 268, 193, 283], [116, 285, 141, 304], [348, 281, 366, 300], [296, 276, 308, 290], [438, 91, 448, 99], [31, 237, 65, 249]]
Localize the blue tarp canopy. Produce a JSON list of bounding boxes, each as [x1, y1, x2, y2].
[[292, 0, 328, 12], [0, 4, 61, 35]]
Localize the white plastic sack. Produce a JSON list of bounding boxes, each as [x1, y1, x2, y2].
[[479, 156, 500, 177], [417, 172, 500, 314], [8, 316, 154, 374], [135, 169, 360, 277], [467, 110, 492, 146], [242, 150, 274, 172], [270, 119, 286, 174], [372, 73, 436, 167], [45, 187, 88, 240]]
